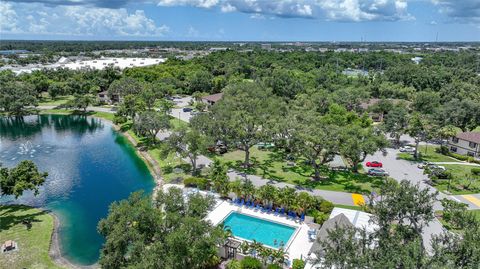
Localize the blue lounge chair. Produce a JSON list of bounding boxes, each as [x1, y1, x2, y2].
[[255, 204, 261, 211], [241, 199, 245, 206], [279, 208, 285, 215], [300, 213, 305, 222], [275, 207, 280, 215], [267, 205, 273, 213]]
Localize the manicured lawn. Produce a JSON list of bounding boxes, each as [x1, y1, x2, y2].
[[38, 94, 74, 106], [149, 144, 190, 183], [397, 145, 459, 163], [0, 205, 63, 269], [334, 204, 365, 211], [432, 164, 480, 194], [38, 109, 115, 121], [217, 147, 383, 194]]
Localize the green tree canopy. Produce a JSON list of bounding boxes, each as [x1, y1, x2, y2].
[[0, 160, 48, 198]]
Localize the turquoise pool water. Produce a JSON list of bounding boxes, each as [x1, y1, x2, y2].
[[222, 212, 296, 248]]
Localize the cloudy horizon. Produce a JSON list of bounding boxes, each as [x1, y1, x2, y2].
[[1, 0, 479, 41]]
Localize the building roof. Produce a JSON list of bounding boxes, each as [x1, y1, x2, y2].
[[359, 98, 408, 110], [309, 207, 378, 256], [309, 213, 353, 255], [202, 92, 223, 103], [456, 132, 480, 144]]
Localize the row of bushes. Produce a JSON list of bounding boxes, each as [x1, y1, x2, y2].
[[184, 176, 336, 224], [436, 146, 480, 164], [226, 257, 305, 269]]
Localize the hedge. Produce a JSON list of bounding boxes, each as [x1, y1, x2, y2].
[[293, 259, 306, 269], [240, 257, 262, 269]]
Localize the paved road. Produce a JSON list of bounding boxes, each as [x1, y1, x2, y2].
[[364, 147, 480, 253], [170, 96, 193, 123]]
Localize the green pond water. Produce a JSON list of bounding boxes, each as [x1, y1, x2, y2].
[[0, 115, 154, 265]]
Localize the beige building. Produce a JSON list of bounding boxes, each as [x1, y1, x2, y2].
[[448, 132, 480, 158]]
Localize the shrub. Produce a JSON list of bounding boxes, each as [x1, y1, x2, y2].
[[113, 115, 127, 125], [183, 177, 209, 189], [448, 152, 469, 161], [319, 200, 334, 213], [436, 145, 449, 155], [308, 209, 329, 224], [292, 259, 306, 269], [266, 264, 282, 269], [240, 257, 262, 269], [226, 260, 241, 269], [472, 168, 480, 176], [183, 177, 198, 187]]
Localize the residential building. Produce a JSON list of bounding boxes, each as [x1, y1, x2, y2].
[[448, 132, 480, 158], [201, 92, 223, 107]]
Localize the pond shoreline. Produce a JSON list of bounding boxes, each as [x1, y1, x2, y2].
[[6, 110, 165, 269]]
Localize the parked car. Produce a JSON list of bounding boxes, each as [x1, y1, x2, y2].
[[399, 146, 415, 153], [366, 161, 383, 168], [417, 162, 433, 169], [368, 168, 389, 177], [182, 107, 193, 112]]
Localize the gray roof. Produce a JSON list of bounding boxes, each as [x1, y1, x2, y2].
[[309, 213, 354, 255], [456, 132, 480, 144]]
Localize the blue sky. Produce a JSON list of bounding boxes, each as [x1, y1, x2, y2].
[[1, 0, 479, 41]]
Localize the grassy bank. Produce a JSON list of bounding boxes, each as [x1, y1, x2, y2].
[[0, 205, 63, 269], [38, 108, 115, 121]]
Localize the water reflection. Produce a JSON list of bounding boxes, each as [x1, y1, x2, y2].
[[0, 114, 104, 140]]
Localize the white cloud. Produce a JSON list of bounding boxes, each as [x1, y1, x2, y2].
[[431, 0, 480, 25], [0, 2, 20, 33], [155, 0, 413, 21], [0, 3, 170, 37], [220, 3, 236, 13]]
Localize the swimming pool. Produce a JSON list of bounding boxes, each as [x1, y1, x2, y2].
[[222, 212, 296, 248]]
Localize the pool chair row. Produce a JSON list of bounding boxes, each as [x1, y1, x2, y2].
[[231, 198, 306, 222]]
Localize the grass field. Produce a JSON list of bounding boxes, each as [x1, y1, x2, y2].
[[433, 164, 480, 194], [0, 205, 63, 269], [217, 147, 383, 194], [333, 204, 365, 211], [38, 94, 74, 106], [397, 145, 459, 163], [38, 109, 115, 121]]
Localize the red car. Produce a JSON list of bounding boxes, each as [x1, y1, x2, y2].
[[366, 161, 383, 168]]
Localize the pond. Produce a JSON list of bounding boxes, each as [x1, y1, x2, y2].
[[0, 115, 154, 265]]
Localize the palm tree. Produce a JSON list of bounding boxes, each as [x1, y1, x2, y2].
[[229, 179, 243, 199], [242, 180, 255, 200], [278, 186, 297, 210], [250, 240, 263, 258], [257, 184, 277, 206], [295, 191, 315, 214], [258, 246, 273, 265], [239, 241, 250, 255], [271, 248, 289, 265], [210, 159, 230, 197]]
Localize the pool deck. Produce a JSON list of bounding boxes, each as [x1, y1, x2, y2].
[[206, 199, 314, 263]]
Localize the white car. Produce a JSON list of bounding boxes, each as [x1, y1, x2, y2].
[[399, 146, 415, 153]]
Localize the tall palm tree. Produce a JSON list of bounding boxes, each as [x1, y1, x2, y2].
[[257, 184, 277, 206], [250, 240, 263, 258], [296, 191, 315, 214], [258, 246, 273, 265], [239, 241, 250, 255], [229, 179, 243, 198], [278, 186, 297, 210], [271, 248, 289, 265], [242, 180, 255, 200]]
